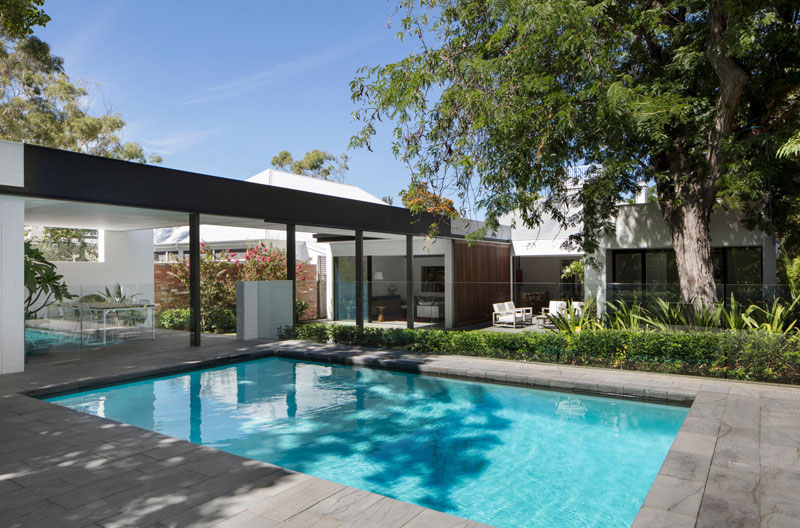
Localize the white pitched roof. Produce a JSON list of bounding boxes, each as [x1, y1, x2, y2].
[[246, 168, 386, 205]]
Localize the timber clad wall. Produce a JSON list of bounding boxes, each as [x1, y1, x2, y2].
[[153, 262, 320, 321], [453, 241, 511, 327]]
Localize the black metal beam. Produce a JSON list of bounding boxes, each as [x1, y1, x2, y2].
[[189, 213, 201, 346], [286, 223, 296, 324], [406, 234, 415, 329], [355, 230, 364, 328], [8, 144, 451, 237]]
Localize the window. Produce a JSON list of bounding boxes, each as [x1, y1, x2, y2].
[[611, 247, 762, 303], [613, 252, 643, 284]]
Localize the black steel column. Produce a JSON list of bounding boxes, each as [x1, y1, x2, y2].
[[355, 230, 364, 328], [406, 234, 414, 329], [286, 223, 296, 323], [189, 213, 201, 346]]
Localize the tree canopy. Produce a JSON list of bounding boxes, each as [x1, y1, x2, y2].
[[270, 149, 349, 182], [351, 0, 800, 307], [0, 35, 162, 163], [0, 0, 49, 39]]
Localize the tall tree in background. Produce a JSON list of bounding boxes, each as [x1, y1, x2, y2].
[[0, 33, 162, 163], [351, 0, 800, 309], [0, 0, 49, 39], [270, 149, 349, 182]]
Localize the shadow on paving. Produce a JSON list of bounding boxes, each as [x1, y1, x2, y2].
[[0, 394, 330, 527]]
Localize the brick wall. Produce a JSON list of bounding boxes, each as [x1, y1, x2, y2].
[[154, 263, 188, 311], [154, 261, 320, 320], [296, 263, 318, 321]]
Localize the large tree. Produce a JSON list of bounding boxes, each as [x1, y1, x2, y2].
[[0, 0, 48, 39], [350, 0, 800, 309], [0, 35, 162, 163], [270, 149, 349, 182]]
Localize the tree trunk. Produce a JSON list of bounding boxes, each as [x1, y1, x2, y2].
[[655, 2, 749, 311], [661, 187, 717, 310]]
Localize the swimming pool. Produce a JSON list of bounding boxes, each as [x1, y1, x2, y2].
[[24, 327, 78, 353], [47, 357, 687, 527]]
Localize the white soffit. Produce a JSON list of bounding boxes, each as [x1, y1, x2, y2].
[[24, 198, 189, 231]]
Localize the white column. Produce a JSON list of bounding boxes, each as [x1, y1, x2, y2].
[[0, 141, 25, 375], [0, 195, 25, 374], [444, 238, 455, 329], [584, 248, 607, 317]]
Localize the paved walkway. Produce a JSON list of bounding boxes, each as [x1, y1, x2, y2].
[[1, 339, 798, 527]]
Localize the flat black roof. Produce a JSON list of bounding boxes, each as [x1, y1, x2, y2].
[[0, 143, 451, 237]]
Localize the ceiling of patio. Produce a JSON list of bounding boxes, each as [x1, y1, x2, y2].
[[23, 197, 406, 240]]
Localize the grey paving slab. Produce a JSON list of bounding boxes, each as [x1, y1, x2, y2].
[[2, 338, 800, 527]]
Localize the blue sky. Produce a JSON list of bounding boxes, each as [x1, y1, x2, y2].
[[37, 1, 419, 201]]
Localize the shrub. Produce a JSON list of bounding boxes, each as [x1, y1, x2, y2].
[[284, 324, 800, 385], [295, 323, 331, 343], [158, 308, 191, 330], [204, 307, 236, 334]]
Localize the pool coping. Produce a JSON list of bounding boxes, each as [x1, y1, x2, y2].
[[2, 339, 800, 527]]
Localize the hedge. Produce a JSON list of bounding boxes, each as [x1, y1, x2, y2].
[[279, 324, 800, 385], [158, 307, 236, 334]]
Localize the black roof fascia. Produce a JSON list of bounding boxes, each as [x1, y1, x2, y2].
[[0, 144, 450, 237]]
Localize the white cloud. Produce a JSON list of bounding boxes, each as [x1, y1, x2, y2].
[[179, 38, 373, 105], [138, 125, 230, 156]]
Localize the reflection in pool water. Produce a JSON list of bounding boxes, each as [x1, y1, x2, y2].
[[48, 357, 687, 528]]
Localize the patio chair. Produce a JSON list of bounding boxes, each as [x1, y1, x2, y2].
[[117, 299, 152, 340], [492, 301, 530, 328], [493, 303, 521, 328], [506, 301, 533, 325], [79, 303, 105, 345]]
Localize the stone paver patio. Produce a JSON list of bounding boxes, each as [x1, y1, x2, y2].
[[1, 337, 798, 527]]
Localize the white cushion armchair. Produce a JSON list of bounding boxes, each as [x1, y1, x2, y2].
[[492, 301, 533, 328]]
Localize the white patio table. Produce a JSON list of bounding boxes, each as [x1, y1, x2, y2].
[[85, 302, 156, 345]]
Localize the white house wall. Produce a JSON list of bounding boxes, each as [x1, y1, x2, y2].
[[0, 196, 25, 374], [0, 141, 25, 374], [57, 229, 155, 302], [584, 203, 775, 312]]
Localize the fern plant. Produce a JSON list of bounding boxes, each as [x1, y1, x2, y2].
[[547, 301, 599, 336], [744, 298, 799, 335], [603, 300, 646, 331]]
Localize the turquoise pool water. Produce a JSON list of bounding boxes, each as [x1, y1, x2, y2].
[[47, 358, 687, 527]]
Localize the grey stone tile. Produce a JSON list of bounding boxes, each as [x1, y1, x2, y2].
[[696, 492, 759, 528], [760, 443, 800, 472], [659, 450, 712, 482], [250, 477, 345, 522], [762, 411, 800, 428], [278, 511, 344, 527], [48, 469, 147, 510], [211, 510, 279, 528], [687, 402, 725, 421], [631, 506, 696, 528], [642, 475, 705, 516], [760, 467, 800, 511], [679, 416, 721, 437], [309, 487, 384, 521], [672, 431, 717, 457], [762, 397, 800, 414], [0, 498, 68, 528], [712, 444, 760, 470], [761, 425, 800, 449], [703, 464, 759, 504], [340, 497, 423, 528]]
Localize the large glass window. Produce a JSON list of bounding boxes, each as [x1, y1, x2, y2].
[[613, 252, 643, 284], [612, 247, 762, 303]]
